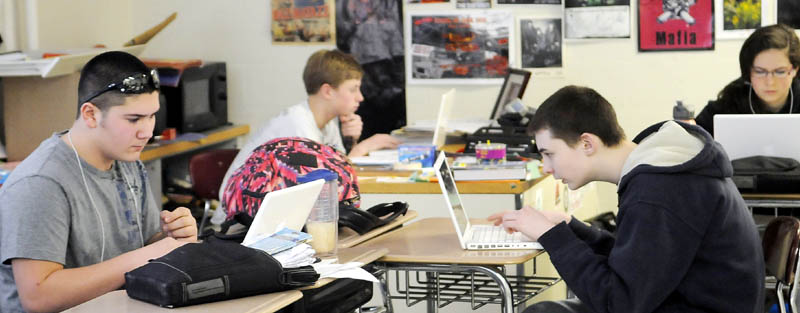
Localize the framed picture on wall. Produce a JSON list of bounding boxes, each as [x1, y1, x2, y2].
[[715, 0, 771, 40], [638, 0, 714, 51], [406, 10, 514, 85], [519, 17, 564, 77], [457, 0, 491, 9], [498, 0, 560, 4], [271, 0, 335, 44], [492, 68, 531, 119], [777, 0, 800, 29], [564, 0, 630, 39]]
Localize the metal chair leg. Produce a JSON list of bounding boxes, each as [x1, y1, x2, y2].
[[198, 200, 211, 233]]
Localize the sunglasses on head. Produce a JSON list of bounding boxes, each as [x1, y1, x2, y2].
[[80, 69, 161, 105]]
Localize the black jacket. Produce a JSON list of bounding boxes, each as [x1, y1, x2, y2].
[[696, 79, 800, 136], [539, 121, 764, 313]]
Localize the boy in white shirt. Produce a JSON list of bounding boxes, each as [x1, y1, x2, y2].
[[218, 50, 399, 216]]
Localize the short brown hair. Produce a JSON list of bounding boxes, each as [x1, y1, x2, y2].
[[302, 50, 363, 95], [77, 51, 157, 118], [529, 85, 625, 147]]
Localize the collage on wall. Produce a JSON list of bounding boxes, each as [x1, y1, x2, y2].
[[270, 0, 335, 44], [564, 0, 631, 39], [269, 0, 800, 84], [406, 10, 513, 84], [519, 16, 564, 77], [638, 0, 714, 51]]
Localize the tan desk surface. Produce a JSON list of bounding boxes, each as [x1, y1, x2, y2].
[[741, 193, 800, 200], [358, 217, 543, 265], [65, 289, 302, 313], [357, 175, 545, 194], [140, 124, 250, 161], [65, 246, 387, 313], [338, 210, 418, 248]]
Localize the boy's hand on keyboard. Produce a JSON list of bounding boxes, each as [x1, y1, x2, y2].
[[534, 207, 572, 225], [488, 206, 557, 241]]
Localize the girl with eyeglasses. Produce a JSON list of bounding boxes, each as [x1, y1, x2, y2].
[[695, 24, 800, 136]]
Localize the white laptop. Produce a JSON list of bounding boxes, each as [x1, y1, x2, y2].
[[713, 114, 800, 162], [434, 152, 542, 250], [242, 179, 324, 246]]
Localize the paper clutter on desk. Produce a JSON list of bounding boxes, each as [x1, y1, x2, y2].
[[311, 259, 378, 283], [273, 243, 317, 268]]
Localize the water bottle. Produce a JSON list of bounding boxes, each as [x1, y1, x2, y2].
[[297, 169, 339, 258]]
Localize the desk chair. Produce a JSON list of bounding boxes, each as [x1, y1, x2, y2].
[[189, 149, 239, 232], [763, 216, 800, 313]]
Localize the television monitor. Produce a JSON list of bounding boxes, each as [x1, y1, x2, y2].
[[160, 62, 228, 133]]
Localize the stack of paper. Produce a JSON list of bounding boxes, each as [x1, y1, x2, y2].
[[273, 243, 317, 268], [244, 227, 320, 268]]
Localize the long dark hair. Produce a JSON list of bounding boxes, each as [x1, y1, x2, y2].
[[717, 24, 800, 112]]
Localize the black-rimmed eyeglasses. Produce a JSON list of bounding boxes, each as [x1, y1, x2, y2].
[[80, 69, 161, 105]]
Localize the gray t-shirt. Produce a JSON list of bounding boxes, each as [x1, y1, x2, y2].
[[0, 131, 161, 312]]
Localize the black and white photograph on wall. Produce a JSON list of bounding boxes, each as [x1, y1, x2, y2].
[[498, 0, 560, 4], [457, 0, 491, 9], [406, 10, 514, 84], [564, 0, 631, 39], [715, 0, 770, 39], [777, 0, 800, 29], [519, 17, 563, 77]]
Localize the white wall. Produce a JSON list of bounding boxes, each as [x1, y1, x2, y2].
[[25, 0, 131, 50], [131, 1, 336, 137]]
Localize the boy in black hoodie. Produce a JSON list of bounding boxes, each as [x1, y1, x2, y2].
[[489, 86, 764, 313]]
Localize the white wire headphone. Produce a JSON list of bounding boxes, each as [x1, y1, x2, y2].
[[67, 131, 145, 262], [746, 81, 795, 114]]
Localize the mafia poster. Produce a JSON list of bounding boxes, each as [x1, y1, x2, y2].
[[638, 0, 714, 51]]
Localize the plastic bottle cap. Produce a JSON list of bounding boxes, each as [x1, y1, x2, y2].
[[296, 169, 338, 183]]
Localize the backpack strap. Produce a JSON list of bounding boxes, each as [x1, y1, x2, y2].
[[338, 202, 408, 235]]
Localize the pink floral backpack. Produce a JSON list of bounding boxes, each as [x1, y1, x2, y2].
[[220, 137, 360, 221]]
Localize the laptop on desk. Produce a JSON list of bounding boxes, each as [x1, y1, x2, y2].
[[434, 151, 542, 250], [242, 179, 324, 246], [713, 114, 800, 162]]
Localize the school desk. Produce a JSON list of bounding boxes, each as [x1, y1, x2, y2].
[[64, 245, 388, 313], [357, 217, 561, 313]]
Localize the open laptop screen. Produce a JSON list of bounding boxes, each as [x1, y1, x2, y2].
[[713, 114, 800, 162], [437, 154, 469, 235]]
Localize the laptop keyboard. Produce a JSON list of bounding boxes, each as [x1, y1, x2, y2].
[[471, 225, 524, 243]]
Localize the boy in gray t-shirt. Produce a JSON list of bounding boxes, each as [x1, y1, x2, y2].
[[0, 51, 198, 312]]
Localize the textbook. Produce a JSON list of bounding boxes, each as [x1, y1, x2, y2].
[[244, 227, 312, 255], [452, 160, 539, 181]]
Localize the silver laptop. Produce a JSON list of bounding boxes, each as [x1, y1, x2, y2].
[[434, 152, 542, 250], [714, 114, 800, 162], [242, 179, 324, 246]]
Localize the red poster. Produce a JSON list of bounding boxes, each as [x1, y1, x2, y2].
[[638, 0, 714, 51]]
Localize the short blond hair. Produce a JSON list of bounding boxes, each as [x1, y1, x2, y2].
[[302, 50, 363, 95]]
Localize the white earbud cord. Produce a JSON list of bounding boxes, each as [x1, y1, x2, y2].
[[67, 132, 145, 264], [67, 131, 106, 262], [750, 84, 794, 114]]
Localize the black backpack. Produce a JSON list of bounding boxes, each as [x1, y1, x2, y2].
[[731, 156, 800, 193]]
